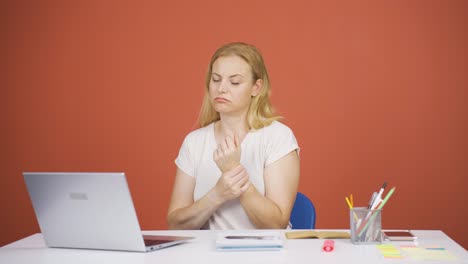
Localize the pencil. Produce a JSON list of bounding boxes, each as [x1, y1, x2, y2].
[[346, 197, 359, 221]]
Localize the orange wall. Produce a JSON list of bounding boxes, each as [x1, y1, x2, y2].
[[2, 0, 467, 248]]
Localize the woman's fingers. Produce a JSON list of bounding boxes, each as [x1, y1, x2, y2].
[[224, 164, 243, 176], [216, 165, 249, 199], [240, 180, 250, 192], [220, 136, 234, 156], [231, 168, 247, 184], [225, 136, 233, 149], [234, 133, 239, 148], [226, 167, 248, 187]]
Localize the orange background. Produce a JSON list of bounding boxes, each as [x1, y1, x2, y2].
[[1, 0, 467, 248]]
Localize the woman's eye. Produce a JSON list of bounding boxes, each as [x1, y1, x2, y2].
[[212, 78, 220, 82], [231, 82, 240, 85]]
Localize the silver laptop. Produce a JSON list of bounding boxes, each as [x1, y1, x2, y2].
[[23, 172, 193, 252]]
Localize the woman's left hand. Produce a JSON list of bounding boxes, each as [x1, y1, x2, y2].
[[213, 134, 241, 173]]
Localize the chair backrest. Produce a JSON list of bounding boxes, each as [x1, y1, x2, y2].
[[290, 192, 316, 229]]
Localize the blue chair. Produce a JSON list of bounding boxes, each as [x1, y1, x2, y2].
[[290, 192, 316, 229]]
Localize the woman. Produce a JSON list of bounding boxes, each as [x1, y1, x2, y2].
[[167, 42, 300, 229]]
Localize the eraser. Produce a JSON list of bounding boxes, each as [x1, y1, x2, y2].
[[323, 239, 335, 252]]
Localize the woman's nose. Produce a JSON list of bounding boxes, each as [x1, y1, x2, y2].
[[218, 81, 227, 93]]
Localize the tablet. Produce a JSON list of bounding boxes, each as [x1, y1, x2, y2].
[[382, 231, 417, 241]]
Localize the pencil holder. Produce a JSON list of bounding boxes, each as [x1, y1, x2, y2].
[[350, 207, 382, 244]]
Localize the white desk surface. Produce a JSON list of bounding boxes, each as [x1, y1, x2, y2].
[[1, 230, 466, 264]]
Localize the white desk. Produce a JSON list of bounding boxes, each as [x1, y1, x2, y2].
[[1, 230, 466, 264]]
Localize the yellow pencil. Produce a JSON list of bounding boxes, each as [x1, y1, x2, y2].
[[346, 197, 359, 221]]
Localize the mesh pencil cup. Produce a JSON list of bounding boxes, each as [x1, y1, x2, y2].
[[350, 207, 382, 244]]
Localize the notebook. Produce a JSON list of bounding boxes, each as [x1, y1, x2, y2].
[[285, 230, 350, 239], [23, 172, 193, 252], [216, 231, 284, 251]]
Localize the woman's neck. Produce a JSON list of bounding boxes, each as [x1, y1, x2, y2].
[[215, 115, 250, 141]]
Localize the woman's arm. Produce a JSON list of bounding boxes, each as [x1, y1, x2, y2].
[[166, 168, 219, 230], [167, 166, 250, 230], [239, 150, 300, 229]]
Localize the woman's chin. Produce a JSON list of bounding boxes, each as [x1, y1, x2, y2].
[[213, 105, 230, 113]]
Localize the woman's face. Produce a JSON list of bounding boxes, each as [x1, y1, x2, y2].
[[209, 55, 260, 116]]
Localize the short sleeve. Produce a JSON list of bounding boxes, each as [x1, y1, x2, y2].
[[174, 136, 195, 177], [264, 122, 300, 167]]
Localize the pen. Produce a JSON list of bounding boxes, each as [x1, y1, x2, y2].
[[367, 192, 377, 209], [358, 187, 396, 236], [370, 182, 387, 209], [358, 187, 396, 237], [360, 182, 388, 233], [359, 191, 377, 231], [377, 182, 387, 198]]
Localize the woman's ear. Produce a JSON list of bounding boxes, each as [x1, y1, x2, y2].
[[251, 79, 263, 97]]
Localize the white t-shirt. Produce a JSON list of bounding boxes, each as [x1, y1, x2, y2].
[[175, 121, 299, 229]]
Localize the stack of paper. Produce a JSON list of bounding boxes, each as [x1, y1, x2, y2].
[[215, 231, 284, 251]]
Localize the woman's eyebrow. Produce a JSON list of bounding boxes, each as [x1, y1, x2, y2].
[[229, 74, 244, 78], [211, 73, 244, 78]]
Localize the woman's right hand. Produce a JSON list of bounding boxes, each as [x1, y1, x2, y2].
[[213, 134, 241, 173], [212, 165, 250, 203]]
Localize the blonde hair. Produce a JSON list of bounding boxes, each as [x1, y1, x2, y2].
[[198, 42, 281, 129]]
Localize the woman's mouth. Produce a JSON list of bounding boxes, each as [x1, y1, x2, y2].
[[214, 97, 230, 103]]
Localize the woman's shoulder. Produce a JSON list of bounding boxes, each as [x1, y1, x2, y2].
[[183, 123, 214, 142], [260, 120, 294, 135]]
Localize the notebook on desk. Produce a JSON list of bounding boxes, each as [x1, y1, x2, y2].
[[216, 231, 284, 251], [23, 172, 193, 252], [285, 230, 350, 239]]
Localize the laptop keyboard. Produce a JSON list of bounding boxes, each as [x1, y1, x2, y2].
[[144, 239, 172, 246]]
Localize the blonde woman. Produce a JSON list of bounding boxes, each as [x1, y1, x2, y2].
[[167, 42, 300, 229]]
